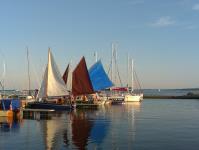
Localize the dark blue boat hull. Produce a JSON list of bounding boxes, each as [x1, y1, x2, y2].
[[28, 103, 72, 111]]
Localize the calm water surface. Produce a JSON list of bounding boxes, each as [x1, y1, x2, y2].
[[0, 99, 199, 150]]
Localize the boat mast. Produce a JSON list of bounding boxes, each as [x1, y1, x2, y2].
[[0, 51, 6, 97], [94, 51, 98, 63], [114, 46, 117, 85], [69, 60, 73, 91], [27, 47, 31, 96], [127, 53, 129, 89], [111, 44, 114, 82], [131, 58, 134, 92], [45, 48, 50, 99]]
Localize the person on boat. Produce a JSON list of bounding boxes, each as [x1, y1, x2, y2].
[[34, 89, 39, 98], [82, 95, 88, 102], [70, 95, 76, 108], [56, 98, 62, 104], [10, 101, 13, 111]]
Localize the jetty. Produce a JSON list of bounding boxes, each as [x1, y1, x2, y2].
[[144, 95, 199, 99]]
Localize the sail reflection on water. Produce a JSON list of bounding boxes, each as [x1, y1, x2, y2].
[[37, 110, 108, 150], [71, 110, 94, 149]]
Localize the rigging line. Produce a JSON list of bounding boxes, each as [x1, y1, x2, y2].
[[107, 60, 112, 75], [0, 50, 6, 94], [0, 81, 3, 90], [134, 69, 143, 93], [116, 62, 123, 87], [113, 49, 123, 87], [27, 47, 31, 96]]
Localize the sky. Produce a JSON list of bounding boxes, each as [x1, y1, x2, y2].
[[0, 0, 199, 90]]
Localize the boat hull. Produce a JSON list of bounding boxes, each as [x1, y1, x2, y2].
[[0, 110, 13, 117], [28, 103, 72, 111], [124, 94, 143, 102]]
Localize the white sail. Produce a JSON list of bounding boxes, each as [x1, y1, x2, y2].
[[37, 49, 69, 99]]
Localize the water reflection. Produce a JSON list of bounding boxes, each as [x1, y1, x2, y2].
[[124, 102, 141, 145], [70, 110, 94, 150], [63, 129, 69, 147], [2, 100, 199, 150], [0, 105, 139, 150], [0, 116, 22, 132], [124, 102, 141, 112], [41, 112, 69, 150], [35, 110, 108, 150]]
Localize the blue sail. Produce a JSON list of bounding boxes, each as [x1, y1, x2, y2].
[[89, 60, 113, 91]]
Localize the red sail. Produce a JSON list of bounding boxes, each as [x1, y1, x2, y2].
[[63, 64, 69, 84], [72, 57, 94, 96]]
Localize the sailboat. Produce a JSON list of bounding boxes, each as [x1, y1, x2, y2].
[[28, 49, 72, 110], [71, 56, 110, 108], [124, 58, 143, 102], [0, 57, 21, 117]]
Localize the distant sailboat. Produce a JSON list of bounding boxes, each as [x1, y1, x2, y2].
[[124, 58, 143, 102], [72, 57, 94, 96]]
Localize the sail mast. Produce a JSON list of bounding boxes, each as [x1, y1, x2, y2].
[[127, 53, 129, 88], [45, 48, 50, 98], [131, 58, 134, 92], [27, 47, 31, 96], [95, 51, 98, 63], [111, 44, 113, 82]]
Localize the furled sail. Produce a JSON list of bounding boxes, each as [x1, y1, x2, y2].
[[72, 57, 94, 96], [63, 64, 69, 84], [37, 49, 69, 99], [89, 60, 113, 91]]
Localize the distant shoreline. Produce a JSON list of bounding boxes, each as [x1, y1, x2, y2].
[[144, 95, 199, 99]]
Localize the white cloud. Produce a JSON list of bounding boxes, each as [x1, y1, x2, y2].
[[151, 16, 175, 27], [192, 4, 199, 10]]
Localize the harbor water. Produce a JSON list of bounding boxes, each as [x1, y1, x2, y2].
[[1, 99, 199, 150]]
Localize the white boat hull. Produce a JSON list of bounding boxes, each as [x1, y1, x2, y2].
[[124, 94, 143, 102]]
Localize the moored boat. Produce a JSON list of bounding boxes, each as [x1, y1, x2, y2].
[[28, 49, 72, 111], [0, 99, 21, 117], [124, 58, 143, 102]]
